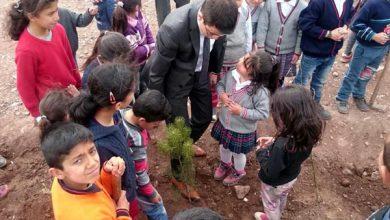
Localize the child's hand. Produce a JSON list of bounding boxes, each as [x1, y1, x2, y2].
[[104, 157, 126, 177], [150, 193, 162, 204], [88, 5, 99, 15], [220, 92, 232, 106], [209, 73, 218, 86], [373, 32, 389, 45], [116, 190, 130, 211], [66, 85, 80, 97], [291, 53, 300, 64], [227, 101, 242, 115], [257, 137, 274, 148]]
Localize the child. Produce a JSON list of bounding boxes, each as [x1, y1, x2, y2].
[[40, 122, 130, 219], [336, 0, 390, 114], [120, 90, 171, 220], [293, 0, 353, 120], [95, 0, 116, 31], [368, 135, 390, 219], [70, 63, 139, 218], [246, 0, 265, 43], [254, 85, 324, 220], [37, 89, 73, 127], [112, 0, 155, 66], [82, 31, 132, 89], [58, 5, 98, 60], [256, 0, 307, 86], [7, 0, 81, 122], [212, 50, 279, 186], [210, 0, 252, 120]]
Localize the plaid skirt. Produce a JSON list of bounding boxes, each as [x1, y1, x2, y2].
[[277, 52, 297, 78], [211, 120, 257, 154]]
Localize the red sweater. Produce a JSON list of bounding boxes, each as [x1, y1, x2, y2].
[[15, 24, 81, 117]]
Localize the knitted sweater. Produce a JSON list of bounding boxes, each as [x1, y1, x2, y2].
[[58, 7, 94, 58], [224, 2, 252, 63], [120, 109, 158, 200], [256, 0, 307, 55], [123, 10, 155, 65], [51, 170, 130, 220], [299, 0, 354, 57], [216, 70, 270, 134], [351, 0, 390, 47]]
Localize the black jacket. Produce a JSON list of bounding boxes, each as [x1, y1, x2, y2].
[[145, 1, 226, 98]]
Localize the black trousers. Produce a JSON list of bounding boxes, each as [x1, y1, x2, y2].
[[155, 0, 190, 26], [167, 71, 212, 179]]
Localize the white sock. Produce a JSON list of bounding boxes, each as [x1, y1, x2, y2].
[[220, 145, 232, 164], [232, 153, 246, 172]]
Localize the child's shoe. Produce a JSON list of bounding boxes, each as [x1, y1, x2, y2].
[[340, 53, 352, 63], [222, 169, 246, 186], [214, 162, 231, 181], [254, 212, 269, 220]]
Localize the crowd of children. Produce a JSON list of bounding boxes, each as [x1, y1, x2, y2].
[[4, 0, 389, 219]]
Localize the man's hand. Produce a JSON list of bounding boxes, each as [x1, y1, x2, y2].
[[88, 5, 99, 15], [372, 32, 389, 45]]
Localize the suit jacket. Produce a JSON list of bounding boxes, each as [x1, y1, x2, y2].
[[146, 1, 226, 98]]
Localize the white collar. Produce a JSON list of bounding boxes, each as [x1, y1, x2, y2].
[[276, 0, 297, 7], [232, 70, 251, 90]]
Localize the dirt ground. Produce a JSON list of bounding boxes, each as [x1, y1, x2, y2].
[[0, 0, 389, 219]]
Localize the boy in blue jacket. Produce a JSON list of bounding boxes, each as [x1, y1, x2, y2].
[[336, 0, 390, 114], [293, 0, 353, 120]]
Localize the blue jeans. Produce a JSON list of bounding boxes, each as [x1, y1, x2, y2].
[[137, 195, 168, 220], [336, 43, 389, 102], [293, 54, 336, 102], [96, 0, 116, 31]]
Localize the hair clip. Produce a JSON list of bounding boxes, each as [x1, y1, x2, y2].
[[271, 55, 279, 66], [109, 91, 116, 103], [14, 1, 23, 13], [117, 1, 124, 8]]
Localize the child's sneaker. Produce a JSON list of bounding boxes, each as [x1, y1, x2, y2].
[[254, 212, 269, 220], [340, 53, 352, 63], [222, 169, 246, 186], [214, 162, 231, 181]]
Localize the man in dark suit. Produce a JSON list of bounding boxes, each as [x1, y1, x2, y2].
[[147, 0, 239, 200]]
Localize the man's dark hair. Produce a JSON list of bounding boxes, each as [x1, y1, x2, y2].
[[40, 122, 94, 169], [173, 207, 224, 220], [201, 0, 239, 35], [133, 90, 171, 122]]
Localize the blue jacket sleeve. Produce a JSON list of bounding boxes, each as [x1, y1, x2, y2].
[[351, 2, 376, 42], [298, 0, 328, 40]]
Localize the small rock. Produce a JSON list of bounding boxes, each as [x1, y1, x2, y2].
[[363, 171, 368, 177], [23, 111, 30, 116], [228, 213, 233, 218], [364, 142, 369, 146], [342, 168, 353, 176], [332, 72, 339, 77], [370, 171, 380, 181], [343, 194, 348, 198], [340, 178, 351, 187], [371, 206, 379, 212], [345, 163, 355, 171], [243, 197, 248, 202], [234, 185, 250, 199]]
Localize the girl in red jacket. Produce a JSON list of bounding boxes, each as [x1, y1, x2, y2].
[[7, 0, 81, 122]]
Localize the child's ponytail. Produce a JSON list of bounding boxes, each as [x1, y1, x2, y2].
[[69, 91, 99, 126], [6, 0, 57, 40], [267, 59, 281, 94], [112, 0, 141, 33]]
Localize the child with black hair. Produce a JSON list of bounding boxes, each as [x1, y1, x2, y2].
[[254, 85, 324, 220], [7, 0, 81, 121], [212, 50, 279, 186], [37, 89, 73, 128], [81, 31, 132, 89], [70, 63, 139, 218], [367, 135, 390, 219], [120, 90, 171, 220], [40, 122, 130, 219], [112, 0, 155, 66]]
